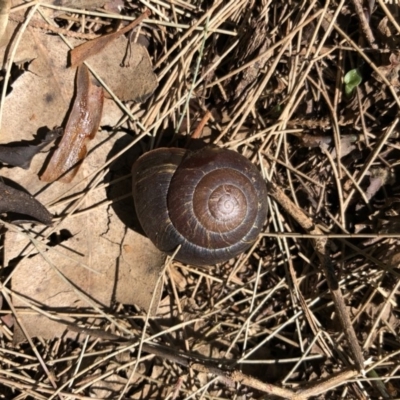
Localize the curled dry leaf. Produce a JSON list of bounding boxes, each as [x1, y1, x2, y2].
[[41, 65, 104, 183], [0, 127, 62, 169], [0, 180, 52, 225], [69, 9, 151, 68]]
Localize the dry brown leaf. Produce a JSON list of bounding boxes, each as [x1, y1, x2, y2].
[[70, 10, 151, 68], [117, 233, 165, 314], [41, 65, 104, 183]]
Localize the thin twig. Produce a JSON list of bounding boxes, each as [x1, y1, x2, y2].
[[350, 0, 378, 48]]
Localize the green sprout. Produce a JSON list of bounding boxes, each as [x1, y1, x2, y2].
[[344, 68, 362, 97]]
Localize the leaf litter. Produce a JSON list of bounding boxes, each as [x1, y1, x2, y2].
[[0, 0, 163, 344], [0, 1, 400, 400]]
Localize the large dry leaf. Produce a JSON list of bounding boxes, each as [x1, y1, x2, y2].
[[0, 3, 163, 342], [8, 132, 165, 342]]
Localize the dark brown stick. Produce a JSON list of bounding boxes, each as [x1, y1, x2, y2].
[[350, 0, 378, 49]]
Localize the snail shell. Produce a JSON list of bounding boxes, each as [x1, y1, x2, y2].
[[131, 146, 268, 266]]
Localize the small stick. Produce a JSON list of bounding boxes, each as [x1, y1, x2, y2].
[[191, 110, 212, 139], [295, 368, 358, 398], [350, 0, 378, 49]]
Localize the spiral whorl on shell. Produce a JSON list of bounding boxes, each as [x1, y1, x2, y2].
[[132, 146, 268, 266]]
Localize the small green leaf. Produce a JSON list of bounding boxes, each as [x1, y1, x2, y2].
[[344, 68, 362, 96]]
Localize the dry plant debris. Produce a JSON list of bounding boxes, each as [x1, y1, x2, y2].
[[41, 64, 104, 183], [0, 0, 400, 399]]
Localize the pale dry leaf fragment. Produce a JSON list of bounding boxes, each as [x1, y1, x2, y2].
[[69, 9, 151, 68], [104, 0, 124, 13], [116, 230, 166, 315], [0, 0, 10, 46], [294, 132, 357, 158], [377, 16, 400, 47], [41, 64, 104, 183], [365, 167, 392, 201], [1, 27, 75, 143], [9, 134, 116, 342], [1, 313, 13, 329]]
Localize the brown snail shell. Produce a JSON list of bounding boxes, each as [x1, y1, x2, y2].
[[131, 146, 268, 266]]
